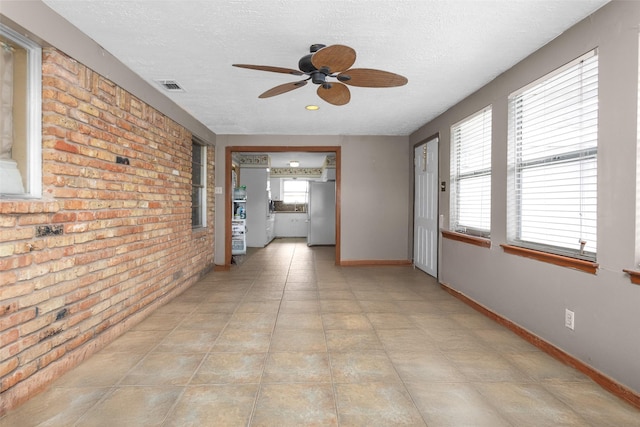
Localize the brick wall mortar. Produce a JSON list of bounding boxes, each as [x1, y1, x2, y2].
[[0, 47, 215, 414]]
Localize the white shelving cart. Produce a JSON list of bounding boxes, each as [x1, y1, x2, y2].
[[232, 197, 247, 255]]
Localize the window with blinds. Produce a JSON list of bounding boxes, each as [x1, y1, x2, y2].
[[283, 180, 308, 204], [507, 50, 598, 260], [450, 106, 492, 237]]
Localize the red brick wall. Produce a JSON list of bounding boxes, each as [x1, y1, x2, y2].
[[0, 48, 215, 414]]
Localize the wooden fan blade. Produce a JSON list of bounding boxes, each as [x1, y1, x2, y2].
[[259, 80, 308, 98], [338, 68, 408, 87], [233, 64, 304, 76], [317, 82, 350, 106], [311, 45, 356, 73]]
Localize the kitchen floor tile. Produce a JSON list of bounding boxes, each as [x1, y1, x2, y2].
[[405, 382, 511, 427], [120, 352, 205, 386], [330, 351, 401, 383], [211, 329, 272, 353], [334, 382, 426, 426], [252, 383, 338, 426], [275, 312, 324, 329], [262, 352, 332, 383], [474, 382, 591, 426], [191, 352, 267, 384], [163, 384, 258, 427], [269, 328, 327, 352], [76, 386, 182, 427], [322, 313, 373, 330]]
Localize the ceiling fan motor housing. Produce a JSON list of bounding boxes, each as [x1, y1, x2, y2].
[[309, 43, 326, 52], [299, 54, 329, 85], [298, 54, 316, 74]]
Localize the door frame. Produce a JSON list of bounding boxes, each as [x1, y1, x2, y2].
[[412, 133, 440, 278], [225, 145, 341, 267]]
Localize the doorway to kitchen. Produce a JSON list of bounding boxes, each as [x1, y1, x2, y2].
[[413, 136, 438, 277], [225, 146, 341, 267]]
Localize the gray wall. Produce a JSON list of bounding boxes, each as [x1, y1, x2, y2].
[[215, 135, 412, 265], [410, 1, 640, 394]]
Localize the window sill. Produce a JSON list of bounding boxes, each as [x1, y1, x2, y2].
[[442, 230, 491, 248], [500, 244, 598, 274], [622, 269, 640, 285], [191, 226, 208, 235]]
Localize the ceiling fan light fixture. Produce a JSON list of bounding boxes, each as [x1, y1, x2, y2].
[[305, 105, 320, 111], [289, 160, 300, 167], [311, 71, 327, 85]]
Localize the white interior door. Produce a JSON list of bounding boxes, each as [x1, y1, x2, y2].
[[414, 138, 438, 277]]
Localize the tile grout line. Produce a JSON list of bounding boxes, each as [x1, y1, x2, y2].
[[245, 242, 295, 426], [314, 244, 343, 426]]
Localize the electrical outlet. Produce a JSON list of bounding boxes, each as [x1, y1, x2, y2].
[[565, 309, 575, 330], [215, 186, 223, 194]]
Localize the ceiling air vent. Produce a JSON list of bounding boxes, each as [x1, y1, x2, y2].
[[156, 79, 185, 92]]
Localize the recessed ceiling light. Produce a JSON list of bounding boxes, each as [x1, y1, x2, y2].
[[289, 161, 300, 167], [305, 105, 319, 111]]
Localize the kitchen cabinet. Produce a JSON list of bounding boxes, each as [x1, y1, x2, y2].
[[241, 167, 274, 247], [270, 178, 282, 201], [321, 167, 336, 181], [274, 213, 308, 237], [266, 215, 275, 242]]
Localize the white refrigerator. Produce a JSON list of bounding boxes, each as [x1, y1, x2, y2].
[[307, 181, 336, 246]]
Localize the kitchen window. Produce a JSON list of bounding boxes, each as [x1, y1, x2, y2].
[[282, 179, 308, 204], [507, 49, 598, 261], [191, 140, 206, 228], [450, 106, 492, 237], [0, 24, 42, 197]]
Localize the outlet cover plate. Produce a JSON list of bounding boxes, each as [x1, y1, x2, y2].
[[565, 309, 575, 330]]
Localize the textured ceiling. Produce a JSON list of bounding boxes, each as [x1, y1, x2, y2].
[[42, 0, 609, 136]]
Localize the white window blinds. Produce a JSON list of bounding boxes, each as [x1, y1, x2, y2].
[[451, 106, 492, 236], [508, 50, 598, 260], [283, 180, 308, 204]]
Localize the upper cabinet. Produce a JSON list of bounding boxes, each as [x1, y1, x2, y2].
[[322, 167, 336, 182], [270, 178, 282, 201]]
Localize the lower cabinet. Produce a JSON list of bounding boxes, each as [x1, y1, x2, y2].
[[246, 215, 274, 248], [266, 215, 275, 243], [274, 213, 308, 237]]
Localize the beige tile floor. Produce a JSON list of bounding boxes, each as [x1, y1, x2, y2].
[[2, 238, 639, 426]]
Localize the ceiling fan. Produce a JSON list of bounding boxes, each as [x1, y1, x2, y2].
[[233, 44, 408, 106]]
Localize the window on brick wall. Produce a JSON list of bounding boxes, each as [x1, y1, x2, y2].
[[191, 140, 206, 228], [0, 24, 42, 198]]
